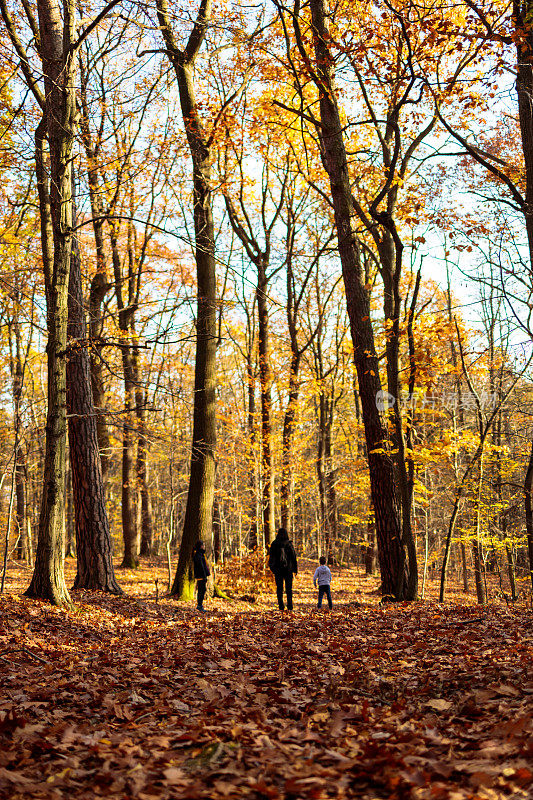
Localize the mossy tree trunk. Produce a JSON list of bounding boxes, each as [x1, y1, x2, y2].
[[25, 0, 77, 606]]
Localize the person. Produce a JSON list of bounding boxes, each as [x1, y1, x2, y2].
[[192, 540, 210, 612], [268, 527, 298, 610], [313, 555, 332, 610]]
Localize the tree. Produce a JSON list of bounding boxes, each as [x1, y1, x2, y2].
[[67, 215, 121, 593], [23, 0, 79, 604], [1, 0, 120, 603], [156, 0, 218, 599], [276, 0, 410, 598], [434, 0, 533, 593]]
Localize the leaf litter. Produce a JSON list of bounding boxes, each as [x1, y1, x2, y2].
[[0, 559, 531, 799]]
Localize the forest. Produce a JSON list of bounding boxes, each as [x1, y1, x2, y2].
[[0, 0, 532, 798]]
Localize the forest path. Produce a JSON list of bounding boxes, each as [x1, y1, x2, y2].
[[0, 559, 532, 799]]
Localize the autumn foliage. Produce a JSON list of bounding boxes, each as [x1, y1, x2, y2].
[[1, 0, 533, 792]]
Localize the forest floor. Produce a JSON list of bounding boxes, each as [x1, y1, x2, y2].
[[0, 557, 532, 800]]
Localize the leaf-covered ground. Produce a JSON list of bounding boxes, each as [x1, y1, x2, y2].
[[0, 558, 532, 799]]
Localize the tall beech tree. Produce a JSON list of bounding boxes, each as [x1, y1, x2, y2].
[[342, 5, 442, 598], [156, 0, 218, 598], [276, 0, 410, 598], [67, 215, 121, 593], [22, 0, 78, 604], [434, 0, 533, 593], [78, 49, 113, 487], [0, 0, 120, 603]]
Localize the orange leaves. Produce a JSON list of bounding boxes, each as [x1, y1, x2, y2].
[[1, 573, 533, 799]]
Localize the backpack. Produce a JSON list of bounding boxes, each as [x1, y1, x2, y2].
[[278, 542, 289, 571]]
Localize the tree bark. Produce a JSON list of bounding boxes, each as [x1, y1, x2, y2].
[[8, 310, 27, 561], [67, 224, 122, 593], [79, 66, 112, 484], [26, 0, 77, 605], [107, 222, 140, 568], [380, 229, 418, 597], [524, 438, 533, 594], [213, 497, 222, 563], [156, 0, 217, 599], [515, 1, 533, 595], [14, 448, 26, 560], [65, 455, 74, 558], [324, 413, 338, 549], [365, 513, 375, 575], [246, 344, 259, 549], [281, 351, 300, 530], [119, 338, 139, 567], [136, 383, 154, 557], [257, 258, 275, 546], [515, 0, 533, 270], [306, 0, 408, 599]]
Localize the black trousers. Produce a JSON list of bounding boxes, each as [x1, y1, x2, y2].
[[197, 578, 207, 608], [317, 584, 332, 609], [275, 571, 293, 610]]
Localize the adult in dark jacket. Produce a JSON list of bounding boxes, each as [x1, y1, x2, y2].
[[268, 527, 298, 610], [192, 540, 210, 611]]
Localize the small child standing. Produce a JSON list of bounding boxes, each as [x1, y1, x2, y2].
[[313, 556, 332, 610]]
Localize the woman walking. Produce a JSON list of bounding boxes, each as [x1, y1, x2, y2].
[[268, 527, 298, 610], [192, 540, 210, 612]]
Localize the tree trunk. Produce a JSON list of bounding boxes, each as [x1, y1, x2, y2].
[[472, 539, 486, 605], [257, 258, 275, 546], [505, 541, 517, 602], [524, 437, 533, 594], [380, 233, 418, 597], [460, 542, 469, 593], [26, 1, 77, 606], [65, 455, 74, 558], [79, 56, 112, 484], [213, 498, 222, 563], [133, 337, 154, 558], [515, 0, 533, 270], [324, 402, 338, 551], [9, 312, 27, 561], [365, 513, 375, 575], [155, 18, 217, 598], [137, 385, 154, 558], [281, 351, 300, 530], [139, 461, 154, 557], [514, 3, 533, 597], [246, 348, 258, 549], [316, 395, 327, 548], [14, 449, 26, 560], [120, 341, 139, 568], [67, 227, 121, 593], [88, 269, 111, 483], [307, 0, 408, 599]]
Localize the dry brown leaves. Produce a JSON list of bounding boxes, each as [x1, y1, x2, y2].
[[0, 559, 531, 800]]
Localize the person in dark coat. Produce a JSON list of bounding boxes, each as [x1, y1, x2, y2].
[[268, 527, 298, 610], [192, 540, 210, 612]]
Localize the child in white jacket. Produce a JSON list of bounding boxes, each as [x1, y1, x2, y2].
[[313, 556, 332, 609]]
